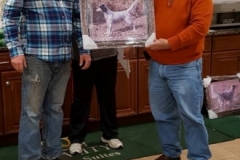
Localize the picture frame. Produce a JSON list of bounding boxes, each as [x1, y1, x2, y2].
[[203, 75, 240, 119], [80, 0, 155, 50]]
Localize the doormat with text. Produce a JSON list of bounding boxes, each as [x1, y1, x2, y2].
[[0, 122, 234, 160], [62, 122, 234, 160]]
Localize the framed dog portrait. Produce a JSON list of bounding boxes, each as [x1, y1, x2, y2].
[[203, 75, 240, 119], [80, 0, 155, 50]]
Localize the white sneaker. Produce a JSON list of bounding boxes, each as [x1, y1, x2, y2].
[[69, 143, 82, 154], [101, 137, 123, 149]]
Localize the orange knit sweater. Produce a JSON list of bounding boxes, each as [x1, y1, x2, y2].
[[147, 0, 213, 64]]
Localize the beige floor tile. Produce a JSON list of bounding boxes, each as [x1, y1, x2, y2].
[[183, 144, 238, 160], [217, 139, 240, 156], [134, 139, 240, 160], [209, 144, 238, 160], [224, 156, 240, 160]]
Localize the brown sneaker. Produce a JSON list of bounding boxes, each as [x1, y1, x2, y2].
[[155, 154, 181, 160]]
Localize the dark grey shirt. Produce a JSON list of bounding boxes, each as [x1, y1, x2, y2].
[[72, 37, 117, 61]]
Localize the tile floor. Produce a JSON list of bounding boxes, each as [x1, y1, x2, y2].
[[135, 138, 240, 160]]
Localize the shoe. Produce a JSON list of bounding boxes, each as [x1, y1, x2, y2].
[[101, 137, 123, 149], [155, 154, 181, 160], [53, 152, 72, 160], [69, 143, 82, 154]]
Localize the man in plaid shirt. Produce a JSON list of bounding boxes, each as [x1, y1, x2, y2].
[[2, 0, 91, 159]]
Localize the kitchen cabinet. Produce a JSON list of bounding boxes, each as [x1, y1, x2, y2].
[[1, 32, 240, 146], [0, 51, 13, 136], [138, 59, 150, 114], [116, 60, 138, 117], [1, 71, 21, 134], [0, 55, 138, 135], [211, 50, 240, 76], [212, 34, 240, 52], [1, 70, 74, 134], [202, 37, 212, 78], [0, 51, 74, 135], [211, 34, 240, 76], [202, 52, 211, 78]]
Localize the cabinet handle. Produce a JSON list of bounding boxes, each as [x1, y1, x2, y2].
[[5, 81, 10, 86], [0, 61, 9, 64]]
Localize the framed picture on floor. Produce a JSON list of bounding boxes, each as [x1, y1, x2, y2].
[[80, 0, 155, 50], [203, 74, 240, 119]]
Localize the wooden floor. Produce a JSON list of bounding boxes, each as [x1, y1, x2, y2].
[[134, 138, 240, 160]]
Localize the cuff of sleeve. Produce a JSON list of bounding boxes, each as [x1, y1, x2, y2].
[[9, 47, 24, 58], [168, 35, 181, 51], [79, 49, 90, 54]]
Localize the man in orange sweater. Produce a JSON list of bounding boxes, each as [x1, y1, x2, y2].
[[125, 0, 213, 160]]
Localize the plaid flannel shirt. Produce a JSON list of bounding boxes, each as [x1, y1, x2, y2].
[[2, 0, 89, 62]]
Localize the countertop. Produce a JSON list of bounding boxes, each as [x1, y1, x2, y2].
[[1, 28, 240, 51], [208, 28, 240, 35]]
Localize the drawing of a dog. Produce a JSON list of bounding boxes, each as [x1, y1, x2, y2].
[[96, 0, 139, 36]]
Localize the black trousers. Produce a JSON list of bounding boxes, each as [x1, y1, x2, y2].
[[69, 55, 119, 143]]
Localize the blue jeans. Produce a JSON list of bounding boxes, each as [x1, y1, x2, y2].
[[18, 55, 71, 160], [148, 59, 211, 160]]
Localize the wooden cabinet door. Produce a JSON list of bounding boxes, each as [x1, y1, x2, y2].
[[202, 52, 211, 78], [204, 36, 211, 52], [212, 34, 240, 52], [0, 95, 3, 135], [1, 71, 21, 134], [115, 60, 137, 117], [211, 50, 240, 76], [1, 71, 74, 134], [138, 59, 150, 114], [137, 47, 145, 59], [0, 52, 14, 135]]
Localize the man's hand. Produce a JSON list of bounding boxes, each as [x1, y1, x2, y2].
[[146, 38, 170, 51], [11, 55, 27, 72], [123, 47, 135, 59], [79, 53, 91, 70]]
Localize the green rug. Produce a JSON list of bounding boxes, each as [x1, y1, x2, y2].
[[0, 122, 233, 160], [204, 114, 240, 138]]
